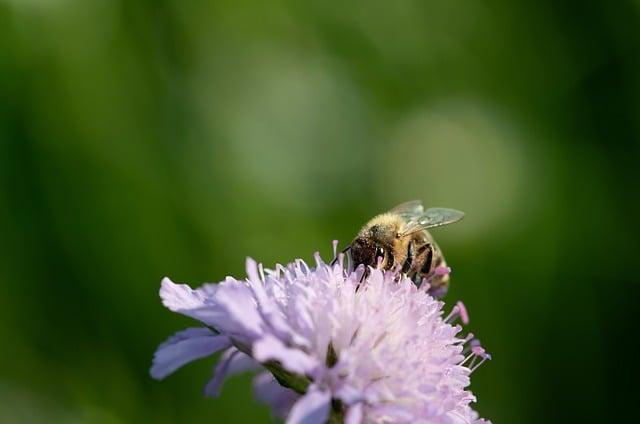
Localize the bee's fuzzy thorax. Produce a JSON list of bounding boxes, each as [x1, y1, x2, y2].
[[359, 213, 405, 240]]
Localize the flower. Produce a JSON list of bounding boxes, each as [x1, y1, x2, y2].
[[151, 244, 491, 423]]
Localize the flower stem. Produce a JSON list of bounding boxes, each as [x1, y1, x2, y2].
[[262, 361, 310, 394], [327, 399, 345, 424]]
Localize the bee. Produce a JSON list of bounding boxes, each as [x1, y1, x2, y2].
[[345, 200, 464, 297]]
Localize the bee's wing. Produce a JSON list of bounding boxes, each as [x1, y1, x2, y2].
[[400, 207, 465, 236], [388, 200, 424, 218]]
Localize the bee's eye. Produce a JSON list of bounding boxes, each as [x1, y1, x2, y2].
[[376, 247, 385, 258]]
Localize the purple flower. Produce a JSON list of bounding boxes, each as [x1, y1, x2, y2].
[[151, 245, 491, 423]]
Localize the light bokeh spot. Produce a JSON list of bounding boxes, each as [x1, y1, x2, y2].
[[384, 99, 526, 241]]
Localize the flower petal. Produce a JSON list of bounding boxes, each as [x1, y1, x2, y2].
[[286, 388, 331, 424], [253, 334, 318, 375], [204, 348, 260, 397], [159, 278, 227, 326], [150, 327, 230, 380], [254, 372, 299, 419], [214, 280, 264, 339], [345, 403, 363, 424], [160, 277, 208, 310], [335, 385, 365, 405], [247, 259, 309, 348]]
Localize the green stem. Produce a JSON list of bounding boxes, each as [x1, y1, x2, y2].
[[262, 361, 310, 394], [327, 399, 345, 424]]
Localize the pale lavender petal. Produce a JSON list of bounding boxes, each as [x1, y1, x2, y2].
[[370, 404, 414, 421], [253, 335, 318, 375], [286, 388, 331, 424], [253, 372, 299, 419], [345, 403, 363, 424], [245, 257, 262, 283], [204, 348, 260, 397], [159, 278, 227, 326], [214, 281, 263, 338], [160, 277, 208, 310], [150, 327, 230, 380], [334, 385, 365, 405], [246, 258, 305, 346], [198, 282, 219, 297]]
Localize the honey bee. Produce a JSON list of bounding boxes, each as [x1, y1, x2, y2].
[[345, 200, 464, 297]]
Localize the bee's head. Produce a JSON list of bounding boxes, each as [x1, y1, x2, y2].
[[350, 235, 387, 269]]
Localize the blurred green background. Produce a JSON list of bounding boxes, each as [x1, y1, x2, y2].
[[1, 0, 639, 423]]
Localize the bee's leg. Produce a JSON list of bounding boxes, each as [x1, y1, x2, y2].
[[412, 274, 423, 288], [355, 266, 369, 292], [410, 243, 432, 287], [401, 242, 414, 274], [420, 245, 434, 276]]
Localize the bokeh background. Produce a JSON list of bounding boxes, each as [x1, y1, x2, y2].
[[1, 0, 639, 423]]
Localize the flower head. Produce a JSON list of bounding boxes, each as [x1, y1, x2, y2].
[[151, 245, 490, 423]]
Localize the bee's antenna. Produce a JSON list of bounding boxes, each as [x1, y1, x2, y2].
[[330, 245, 351, 266]]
